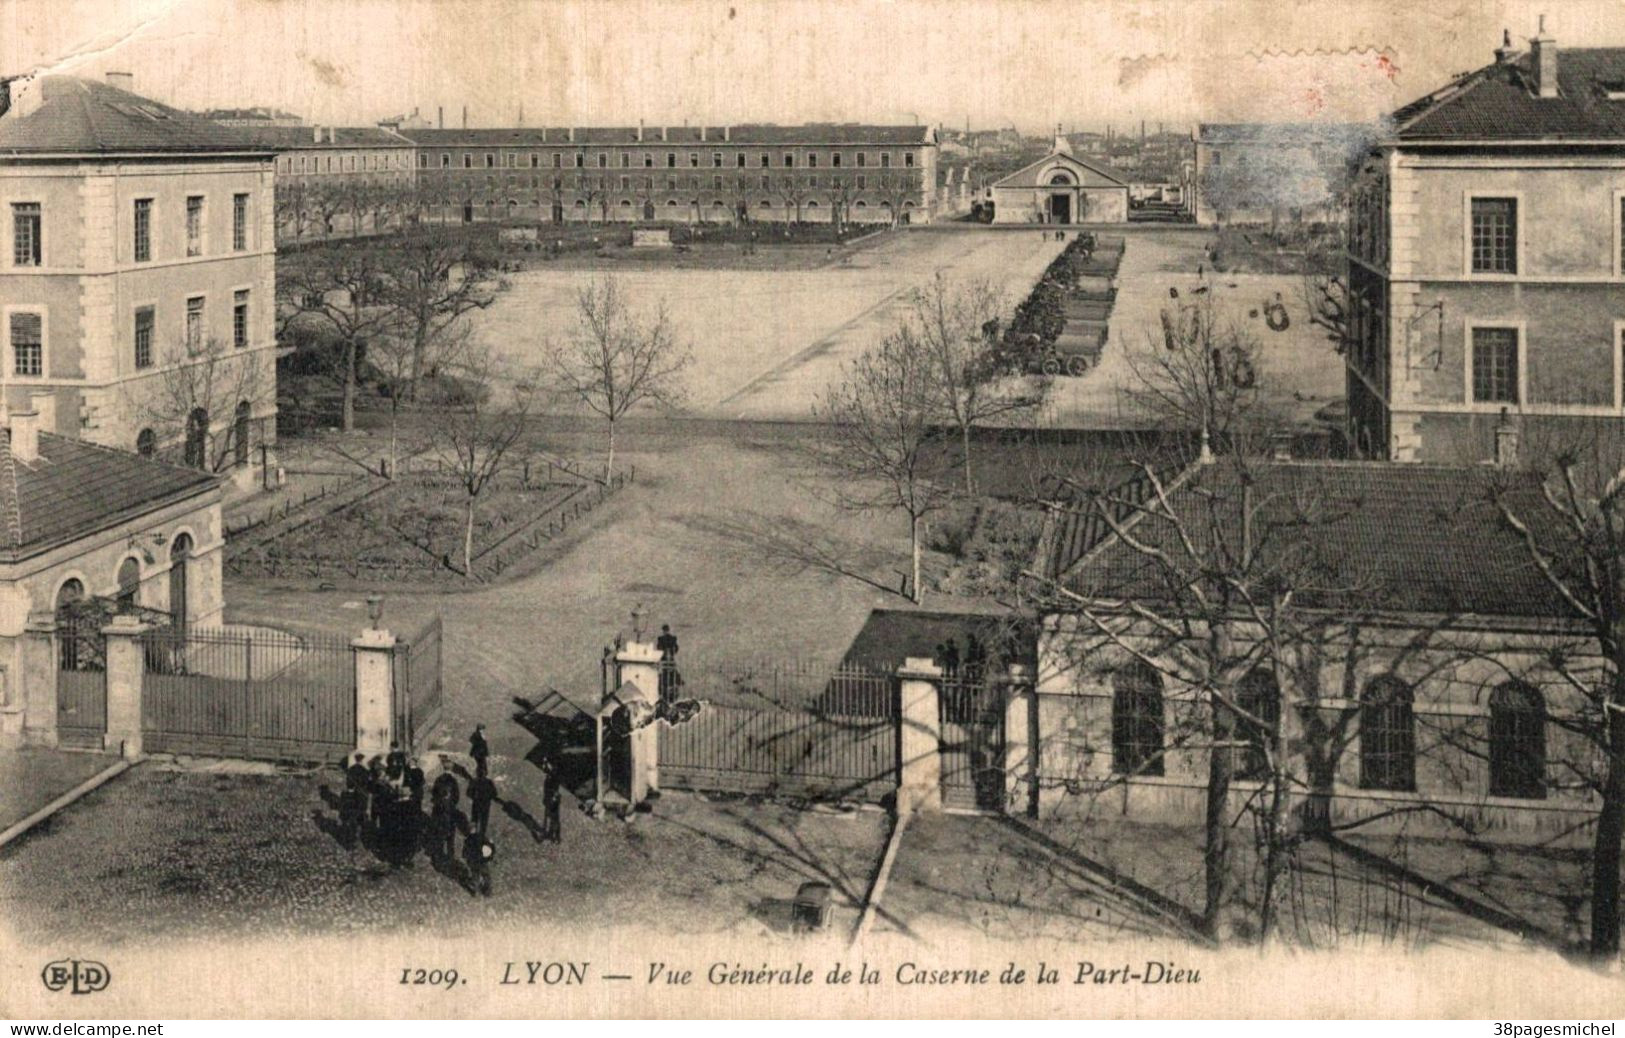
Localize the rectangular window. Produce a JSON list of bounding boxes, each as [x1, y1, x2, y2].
[[736, 153, 746, 168], [530, 155, 539, 168], [485, 154, 495, 168], [9, 312, 41, 376], [11, 202, 40, 266], [857, 153, 867, 167], [552, 154, 561, 169], [761, 174, 770, 190], [134, 306, 154, 369], [133, 199, 152, 261], [597, 154, 607, 168], [784, 153, 794, 168], [760, 154, 769, 168], [808, 153, 818, 168], [185, 296, 205, 352], [420, 153, 430, 168], [644, 154, 653, 168], [667, 177, 676, 192], [809, 175, 818, 188], [666, 153, 676, 168], [1471, 326, 1520, 404], [575, 154, 584, 168], [905, 152, 915, 167], [620, 175, 629, 191], [441, 154, 450, 168], [712, 152, 722, 168], [1470, 197, 1517, 274], [233, 289, 249, 348], [857, 174, 866, 190], [463, 153, 472, 168], [713, 175, 722, 191], [620, 153, 629, 168], [185, 195, 204, 257], [832, 153, 842, 168], [689, 153, 699, 168], [232, 193, 249, 251]]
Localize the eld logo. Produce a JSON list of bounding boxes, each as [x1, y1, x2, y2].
[[41, 959, 110, 995]]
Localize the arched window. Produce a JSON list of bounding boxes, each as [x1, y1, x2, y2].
[[1360, 676, 1416, 791], [1048, 171, 1075, 186], [1235, 668, 1281, 781], [136, 428, 156, 458], [169, 533, 192, 630], [1112, 661, 1165, 776], [55, 578, 88, 670], [184, 407, 208, 469], [116, 557, 141, 611], [1489, 681, 1545, 799]]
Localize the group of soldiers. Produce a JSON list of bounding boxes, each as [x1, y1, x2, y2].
[[335, 724, 565, 898]]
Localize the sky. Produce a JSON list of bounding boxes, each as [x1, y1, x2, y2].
[[3, 0, 1625, 132]]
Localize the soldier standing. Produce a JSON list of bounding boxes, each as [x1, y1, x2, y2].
[[468, 765, 498, 839], [543, 763, 563, 844], [469, 724, 489, 773]]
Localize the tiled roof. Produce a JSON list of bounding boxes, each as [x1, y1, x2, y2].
[[0, 76, 271, 155], [233, 125, 412, 149], [1046, 459, 1578, 620], [398, 124, 934, 147], [991, 151, 1130, 189], [4, 432, 218, 558], [1195, 122, 1377, 144], [1392, 48, 1625, 141]]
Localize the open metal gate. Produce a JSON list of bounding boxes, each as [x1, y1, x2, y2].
[[56, 617, 107, 750], [393, 615, 444, 749], [939, 677, 1006, 812]]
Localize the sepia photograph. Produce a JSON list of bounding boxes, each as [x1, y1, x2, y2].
[[0, 0, 1624, 1021]]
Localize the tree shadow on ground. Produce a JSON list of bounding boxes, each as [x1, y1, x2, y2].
[[680, 512, 915, 601]]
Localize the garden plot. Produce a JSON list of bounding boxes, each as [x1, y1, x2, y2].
[[228, 473, 591, 585]]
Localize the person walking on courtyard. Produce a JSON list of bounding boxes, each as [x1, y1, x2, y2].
[[468, 763, 498, 839], [469, 724, 489, 773], [404, 756, 426, 811], [542, 761, 563, 844], [656, 624, 681, 703], [431, 759, 459, 809], [385, 741, 407, 783], [427, 787, 468, 865], [338, 753, 368, 847], [464, 830, 494, 897]]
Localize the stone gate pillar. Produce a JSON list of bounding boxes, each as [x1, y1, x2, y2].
[[615, 641, 663, 796], [353, 626, 396, 757], [102, 614, 149, 759], [1003, 662, 1037, 817], [20, 611, 58, 747], [897, 657, 943, 814]]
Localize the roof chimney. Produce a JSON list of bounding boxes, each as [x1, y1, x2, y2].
[[700, 125, 707, 142], [661, 125, 668, 142], [1531, 16, 1558, 98], [328, 126, 336, 144], [1494, 28, 1519, 64], [462, 104, 468, 129], [724, 125, 731, 142], [567, 126, 575, 143], [29, 391, 55, 435], [637, 119, 643, 142], [10, 409, 39, 464], [437, 105, 443, 129], [105, 71, 134, 93], [313, 125, 322, 144]]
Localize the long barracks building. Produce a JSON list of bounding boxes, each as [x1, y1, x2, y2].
[[397, 123, 939, 226]]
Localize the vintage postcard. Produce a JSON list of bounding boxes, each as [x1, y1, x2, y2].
[[1, 0, 1625, 1020]]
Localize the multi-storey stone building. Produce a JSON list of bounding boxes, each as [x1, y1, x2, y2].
[[0, 73, 278, 480], [234, 124, 416, 242], [398, 123, 939, 226], [1345, 25, 1625, 462]]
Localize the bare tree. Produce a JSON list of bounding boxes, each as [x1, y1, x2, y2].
[[813, 325, 956, 603], [906, 272, 1047, 493], [1488, 428, 1625, 959], [130, 335, 268, 473], [547, 276, 692, 481], [1126, 295, 1282, 450], [368, 319, 473, 479], [431, 343, 539, 576], [277, 244, 400, 431], [378, 226, 504, 395]]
